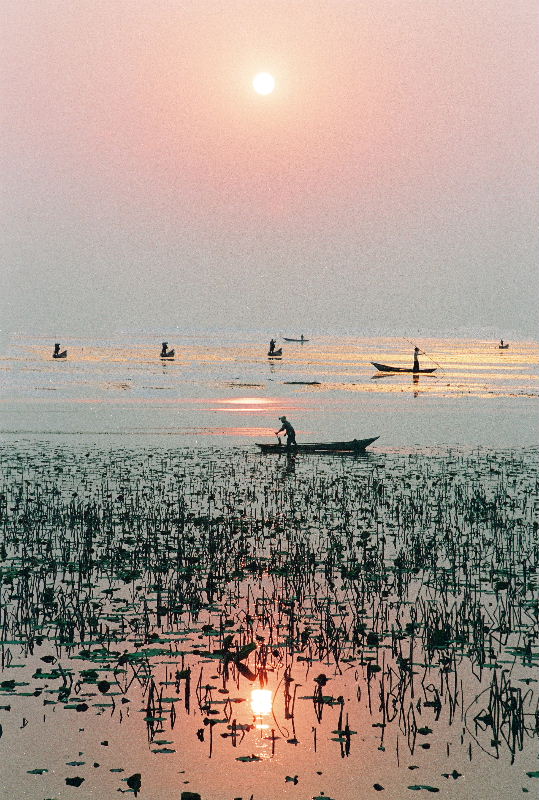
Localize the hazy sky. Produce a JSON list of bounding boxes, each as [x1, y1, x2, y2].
[[1, 1, 537, 337]]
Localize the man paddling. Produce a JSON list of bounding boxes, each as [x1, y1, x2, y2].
[[275, 416, 297, 450]]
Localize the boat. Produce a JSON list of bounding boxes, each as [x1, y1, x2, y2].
[[268, 348, 282, 357], [52, 344, 67, 359], [160, 342, 175, 359], [371, 362, 436, 374], [498, 343, 509, 349], [256, 436, 379, 454], [283, 337, 309, 342]]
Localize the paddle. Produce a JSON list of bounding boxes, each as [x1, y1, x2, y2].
[[402, 337, 445, 375]]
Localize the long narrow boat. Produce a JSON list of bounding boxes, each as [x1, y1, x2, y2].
[[371, 362, 436, 374], [283, 337, 309, 342], [256, 436, 379, 454]]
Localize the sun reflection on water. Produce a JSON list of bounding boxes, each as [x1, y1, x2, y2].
[[251, 688, 273, 730]]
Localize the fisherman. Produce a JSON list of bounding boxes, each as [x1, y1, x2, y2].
[[53, 343, 66, 358], [300, 334, 304, 342], [275, 416, 297, 450], [161, 342, 168, 357], [269, 338, 276, 354], [413, 347, 420, 373]]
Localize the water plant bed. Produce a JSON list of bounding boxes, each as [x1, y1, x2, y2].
[[0, 444, 537, 799]]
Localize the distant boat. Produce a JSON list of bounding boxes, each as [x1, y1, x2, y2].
[[371, 362, 436, 374], [499, 340, 509, 349], [52, 343, 67, 359], [256, 436, 379, 454], [268, 348, 282, 357], [160, 342, 175, 359], [283, 336, 309, 342]]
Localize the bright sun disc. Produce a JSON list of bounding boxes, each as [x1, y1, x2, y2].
[[253, 72, 275, 95]]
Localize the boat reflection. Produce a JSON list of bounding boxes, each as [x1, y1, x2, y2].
[[283, 452, 296, 476]]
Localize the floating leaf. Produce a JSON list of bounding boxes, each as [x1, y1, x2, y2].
[[65, 777, 85, 787], [125, 773, 142, 795], [236, 642, 256, 661]]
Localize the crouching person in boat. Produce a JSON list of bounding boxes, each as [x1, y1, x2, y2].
[[275, 416, 297, 450]]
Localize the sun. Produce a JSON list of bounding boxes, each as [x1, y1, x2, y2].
[[252, 72, 275, 95]]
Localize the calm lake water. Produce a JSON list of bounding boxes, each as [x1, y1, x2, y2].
[[0, 332, 537, 448], [0, 333, 537, 799]]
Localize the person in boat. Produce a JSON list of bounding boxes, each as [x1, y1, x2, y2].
[[275, 416, 297, 450], [413, 347, 420, 373], [300, 334, 304, 342], [269, 338, 276, 354], [161, 342, 169, 357]]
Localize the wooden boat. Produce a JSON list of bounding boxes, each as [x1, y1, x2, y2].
[[160, 342, 175, 358], [268, 348, 282, 357], [498, 344, 509, 349], [283, 337, 309, 342], [53, 344, 67, 359], [371, 362, 436, 374], [256, 436, 379, 454]]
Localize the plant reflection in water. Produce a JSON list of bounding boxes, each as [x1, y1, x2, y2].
[[0, 444, 537, 798]]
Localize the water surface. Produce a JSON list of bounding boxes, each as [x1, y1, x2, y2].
[[0, 333, 537, 448]]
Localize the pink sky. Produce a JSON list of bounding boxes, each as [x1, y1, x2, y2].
[[1, 1, 537, 336]]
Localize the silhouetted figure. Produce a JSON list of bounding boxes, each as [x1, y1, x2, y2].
[[499, 339, 509, 349], [269, 339, 276, 354], [160, 342, 175, 358], [276, 416, 297, 450], [413, 347, 420, 372], [53, 343, 67, 359], [300, 334, 304, 342]]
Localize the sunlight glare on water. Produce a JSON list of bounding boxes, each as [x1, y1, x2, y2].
[[0, 331, 536, 447]]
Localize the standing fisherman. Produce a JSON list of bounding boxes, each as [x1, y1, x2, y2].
[[275, 416, 297, 450], [413, 347, 420, 373]]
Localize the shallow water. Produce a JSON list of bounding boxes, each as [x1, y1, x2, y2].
[[0, 444, 537, 799], [0, 333, 537, 448], [0, 333, 537, 799]]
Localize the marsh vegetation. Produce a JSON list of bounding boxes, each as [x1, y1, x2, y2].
[[0, 444, 537, 798]]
